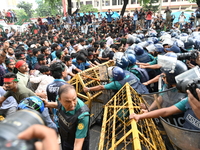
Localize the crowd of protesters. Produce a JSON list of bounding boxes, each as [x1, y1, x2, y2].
[[0, 6, 200, 149], [0, 9, 17, 23]]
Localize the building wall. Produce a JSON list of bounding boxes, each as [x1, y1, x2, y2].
[[71, 0, 197, 13], [0, 0, 18, 11]]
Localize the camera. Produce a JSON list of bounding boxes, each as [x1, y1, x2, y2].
[[0, 109, 46, 150], [176, 50, 199, 60], [175, 66, 200, 101]]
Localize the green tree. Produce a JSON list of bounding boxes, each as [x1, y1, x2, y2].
[[14, 9, 30, 25], [142, 0, 159, 12], [35, 0, 62, 17], [44, 0, 74, 15], [17, 1, 34, 18], [44, 0, 63, 14], [189, 0, 200, 7], [79, 4, 98, 13]]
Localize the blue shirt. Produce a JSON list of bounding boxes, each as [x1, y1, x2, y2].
[[51, 51, 57, 60], [72, 58, 90, 71]]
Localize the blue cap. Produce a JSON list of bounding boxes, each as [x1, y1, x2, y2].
[[165, 45, 180, 53]]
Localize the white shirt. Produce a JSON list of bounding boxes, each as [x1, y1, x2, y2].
[[30, 74, 54, 93], [65, 64, 77, 81]]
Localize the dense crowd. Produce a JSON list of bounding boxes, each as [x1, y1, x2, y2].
[[0, 9, 17, 23], [0, 7, 200, 150]]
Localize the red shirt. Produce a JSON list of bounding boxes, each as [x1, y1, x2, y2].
[[38, 18, 43, 25]]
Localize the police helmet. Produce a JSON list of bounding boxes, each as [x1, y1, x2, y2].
[[149, 32, 157, 37], [171, 32, 178, 38], [126, 34, 136, 45], [160, 33, 171, 41], [179, 33, 188, 42], [161, 60, 187, 85], [18, 96, 45, 113], [126, 54, 136, 66], [116, 56, 129, 69], [112, 66, 125, 81], [137, 33, 144, 39], [108, 66, 115, 79], [164, 52, 178, 58], [173, 39, 184, 49], [134, 45, 144, 55], [194, 40, 200, 50], [160, 31, 166, 37], [135, 38, 142, 44], [152, 37, 159, 44], [154, 43, 164, 53], [184, 38, 194, 50]]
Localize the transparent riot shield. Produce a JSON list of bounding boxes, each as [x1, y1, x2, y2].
[[160, 116, 200, 150], [142, 87, 187, 110], [141, 88, 187, 149]]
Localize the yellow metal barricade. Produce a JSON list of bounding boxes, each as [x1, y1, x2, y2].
[[99, 83, 166, 150], [0, 115, 5, 121], [68, 61, 114, 109]]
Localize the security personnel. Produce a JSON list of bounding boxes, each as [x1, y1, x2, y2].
[[83, 66, 149, 94], [43, 84, 90, 150], [130, 89, 200, 130]]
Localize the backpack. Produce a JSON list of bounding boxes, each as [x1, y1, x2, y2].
[[196, 10, 200, 18], [131, 67, 149, 83]]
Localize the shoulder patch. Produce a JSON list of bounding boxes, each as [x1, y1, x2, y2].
[[78, 123, 84, 130]]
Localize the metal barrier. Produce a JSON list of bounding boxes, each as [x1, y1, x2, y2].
[[0, 115, 4, 121], [68, 61, 114, 109], [99, 83, 166, 150]]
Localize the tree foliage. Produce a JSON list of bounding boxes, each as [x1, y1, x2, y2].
[[14, 9, 30, 25], [189, 0, 200, 7], [35, 0, 62, 17], [79, 4, 98, 13], [17, 1, 34, 18], [140, 0, 159, 12]]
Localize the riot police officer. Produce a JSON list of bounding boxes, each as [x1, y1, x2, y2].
[[83, 66, 149, 94], [43, 84, 90, 150]]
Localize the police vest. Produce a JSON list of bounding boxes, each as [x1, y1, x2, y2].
[[117, 70, 149, 94], [57, 102, 90, 150], [183, 102, 200, 130]]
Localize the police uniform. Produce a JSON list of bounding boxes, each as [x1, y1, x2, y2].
[[58, 98, 90, 150], [175, 98, 200, 130], [104, 70, 149, 94]]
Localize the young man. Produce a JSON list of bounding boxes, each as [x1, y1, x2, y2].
[[43, 84, 90, 150], [5, 58, 15, 73], [34, 54, 47, 70], [0, 72, 35, 105], [15, 60, 29, 87], [72, 54, 92, 71], [30, 65, 54, 94], [41, 46, 52, 65], [46, 62, 68, 126], [63, 56, 81, 81]]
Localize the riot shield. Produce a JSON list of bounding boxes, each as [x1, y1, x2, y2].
[[160, 116, 200, 150], [141, 87, 187, 149], [142, 87, 187, 110]]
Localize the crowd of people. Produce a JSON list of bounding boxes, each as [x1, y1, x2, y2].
[[0, 9, 17, 23], [0, 7, 200, 150]]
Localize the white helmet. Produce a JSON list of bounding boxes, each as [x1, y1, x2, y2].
[[160, 33, 171, 41]]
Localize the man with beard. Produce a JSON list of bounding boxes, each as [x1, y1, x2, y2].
[[0, 73, 35, 104], [15, 60, 29, 87], [6, 47, 15, 59], [5, 58, 15, 73]]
